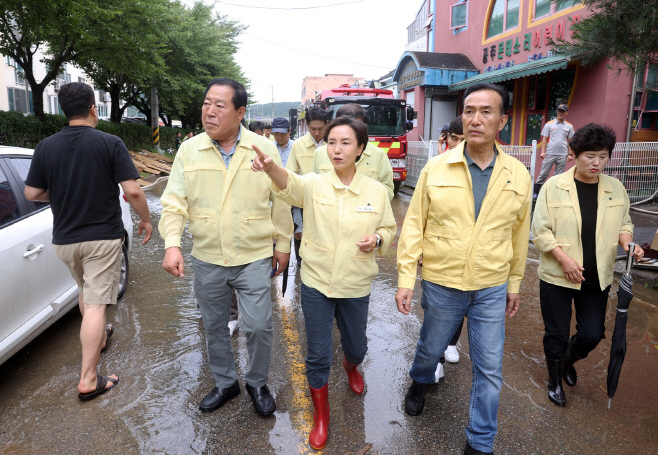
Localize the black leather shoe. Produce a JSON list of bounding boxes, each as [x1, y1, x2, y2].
[[199, 380, 240, 412], [546, 357, 566, 407], [246, 383, 276, 416], [464, 441, 493, 454], [404, 380, 428, 416]]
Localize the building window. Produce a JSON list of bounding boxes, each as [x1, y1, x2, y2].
[[534, 0, 581, 20], [407, 0, 429, 44], [450, 1, 467, 30], [14, 64, 25, 85], [633, 64, 658, 130], [7, 87, 32, 114], [78, 77, 86, 83], [487, 0, 520, 39]]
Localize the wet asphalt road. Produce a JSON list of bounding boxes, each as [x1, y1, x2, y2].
[[1, 180, 658, 455]]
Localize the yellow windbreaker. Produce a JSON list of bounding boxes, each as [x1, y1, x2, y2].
[[397, 142, 532, 293], [312, 142, 395, 201], [159, 126, 293, 266], [286, 133, 318, 176], [532, 166, 634, 290], [273, 169, 396, 298]]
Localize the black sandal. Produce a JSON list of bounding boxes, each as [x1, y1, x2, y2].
[[77, 374, 120, 401], [100, 323, 114, 353]]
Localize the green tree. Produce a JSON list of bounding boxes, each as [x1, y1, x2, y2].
[[77, 0, 169, 122], [127, 2, 247, 128], [0, 0, 126, 118], [552, 0, 658, 82]]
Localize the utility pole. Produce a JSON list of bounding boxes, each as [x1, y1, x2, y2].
[[151, 87, 160, 152], [271, 85, 275, 122]]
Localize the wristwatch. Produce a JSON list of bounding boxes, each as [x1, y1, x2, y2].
[[374, 234, 382, 248]]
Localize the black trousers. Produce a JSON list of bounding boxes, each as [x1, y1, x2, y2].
[[540, 280, 611, 359]]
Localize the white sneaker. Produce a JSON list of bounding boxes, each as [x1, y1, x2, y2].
[[228, 320, 239, 337], [444, 345, 460, 363], [434, 362, 444, 383]]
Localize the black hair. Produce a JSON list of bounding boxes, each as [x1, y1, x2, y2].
[[306, 107, 328, 124], [462, 82, 509, 115], [204, 78, 248, 110], [240, 118, 247, 127], [263, 123, 272, 130], [449, 116, 463, 135], [249, 120, 264, 132], [335, 104, 368, 123], [58, 82, 95, 120], [324, 117, 369, 162], [569, 123, 616, 157]]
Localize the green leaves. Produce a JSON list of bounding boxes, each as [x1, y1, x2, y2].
[[551, 0, 658, 79]]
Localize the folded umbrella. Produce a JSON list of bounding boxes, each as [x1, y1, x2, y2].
[[606, 242, 635, 411]]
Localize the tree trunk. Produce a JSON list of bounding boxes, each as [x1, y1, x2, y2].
[[110, 87, 123, 123], [31, 84, 46, 120]]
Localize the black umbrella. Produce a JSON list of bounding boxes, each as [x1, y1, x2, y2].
[[607, 242, 636, 411], [281, 257, 289, 295]]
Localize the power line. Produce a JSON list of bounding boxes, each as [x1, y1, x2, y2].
[[243, 32, 392, 70], [218, 0, 363, 10]]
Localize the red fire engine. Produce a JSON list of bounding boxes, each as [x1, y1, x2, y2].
[[297, 84, 414, 195]]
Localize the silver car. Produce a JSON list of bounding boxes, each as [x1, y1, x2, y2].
[[0, 146, 133, 365]]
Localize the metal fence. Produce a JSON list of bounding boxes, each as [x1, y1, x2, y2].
[[404, 141, 658, 204]]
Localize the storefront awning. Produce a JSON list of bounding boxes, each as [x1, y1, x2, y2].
[[448, 56, 570, 91], [393, 52, 479, 91]]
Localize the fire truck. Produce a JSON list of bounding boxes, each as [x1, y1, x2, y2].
[[297, 84, 414, 195]]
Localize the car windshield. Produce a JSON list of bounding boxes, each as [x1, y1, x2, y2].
[[331, 103, 406, 137]]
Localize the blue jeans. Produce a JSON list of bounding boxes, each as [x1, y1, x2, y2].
[[409, 280, 507, 453], [300, 282, 369, 389]]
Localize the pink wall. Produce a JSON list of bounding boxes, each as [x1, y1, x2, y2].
[[301, 75, 364, 103]]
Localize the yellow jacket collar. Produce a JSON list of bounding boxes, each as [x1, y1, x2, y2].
[[329, 168, 363, 195], [446, 141, 512, 171], [556, 166, 613, 193], [198, 125, 251, 152]]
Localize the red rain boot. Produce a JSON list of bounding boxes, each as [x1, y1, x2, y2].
[[342, 357, 364, 395], [309, 384, 329, 450]]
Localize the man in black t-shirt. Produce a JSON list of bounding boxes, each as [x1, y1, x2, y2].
[[25, 82, 153, 401]]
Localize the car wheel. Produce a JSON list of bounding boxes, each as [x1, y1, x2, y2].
[[118, 242, 130, 300]]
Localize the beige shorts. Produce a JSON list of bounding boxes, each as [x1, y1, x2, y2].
[[54, 238, 124, 305]]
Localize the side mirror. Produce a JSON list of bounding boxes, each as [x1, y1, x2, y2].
[[406, 121, 414, 131], [406, 105, 414, 121]]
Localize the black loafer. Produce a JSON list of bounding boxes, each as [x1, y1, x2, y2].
[[246, 383, 276, 416], [199, 380, 240, 412]]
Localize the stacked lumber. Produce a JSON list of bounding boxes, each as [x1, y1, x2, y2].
[[129, 150, 173, 176]]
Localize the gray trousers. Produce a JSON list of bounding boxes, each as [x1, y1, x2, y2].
[[536, 154, 567, 185], [192, 256, 273, 389]]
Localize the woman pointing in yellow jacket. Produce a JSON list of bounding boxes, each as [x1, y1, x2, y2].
[[252, 116, 396, 450], [532, 123, 644, 407]]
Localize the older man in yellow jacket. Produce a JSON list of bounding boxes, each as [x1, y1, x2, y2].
[[312, 104, 394, 201], [396, 83, 532, 455], [159, 78, 293, 417]]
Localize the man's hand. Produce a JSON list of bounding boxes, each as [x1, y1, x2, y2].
[[272, 251, 290, 277], [252, 145, 274, 172], [162, 247, 185, 277], [622, 240, 645, 262], [396, 288, 414, 315], [567, 154, 574, 162], [506, 293, 520, 318], [540, 151, 546, 159], [138, 220, 153, 245], [356, 234, 377, 253]]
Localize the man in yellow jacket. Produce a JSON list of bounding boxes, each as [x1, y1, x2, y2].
[[396, 83, 532, 455], [286, 107, 329, 265], [312, 104, 395, 201], [159, 78, 293, 416]]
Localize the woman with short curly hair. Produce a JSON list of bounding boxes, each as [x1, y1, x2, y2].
[[531, 123, 644, 407]]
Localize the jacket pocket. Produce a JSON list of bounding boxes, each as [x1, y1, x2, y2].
[[423, 224, 465, 278], [345, 248, 378, 288], [300, 236, 335, 284], [239, 209, 275, 249], [541, 236, 576, 278], [188, 207, 219, 253], [475, 229, 513, 280]]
